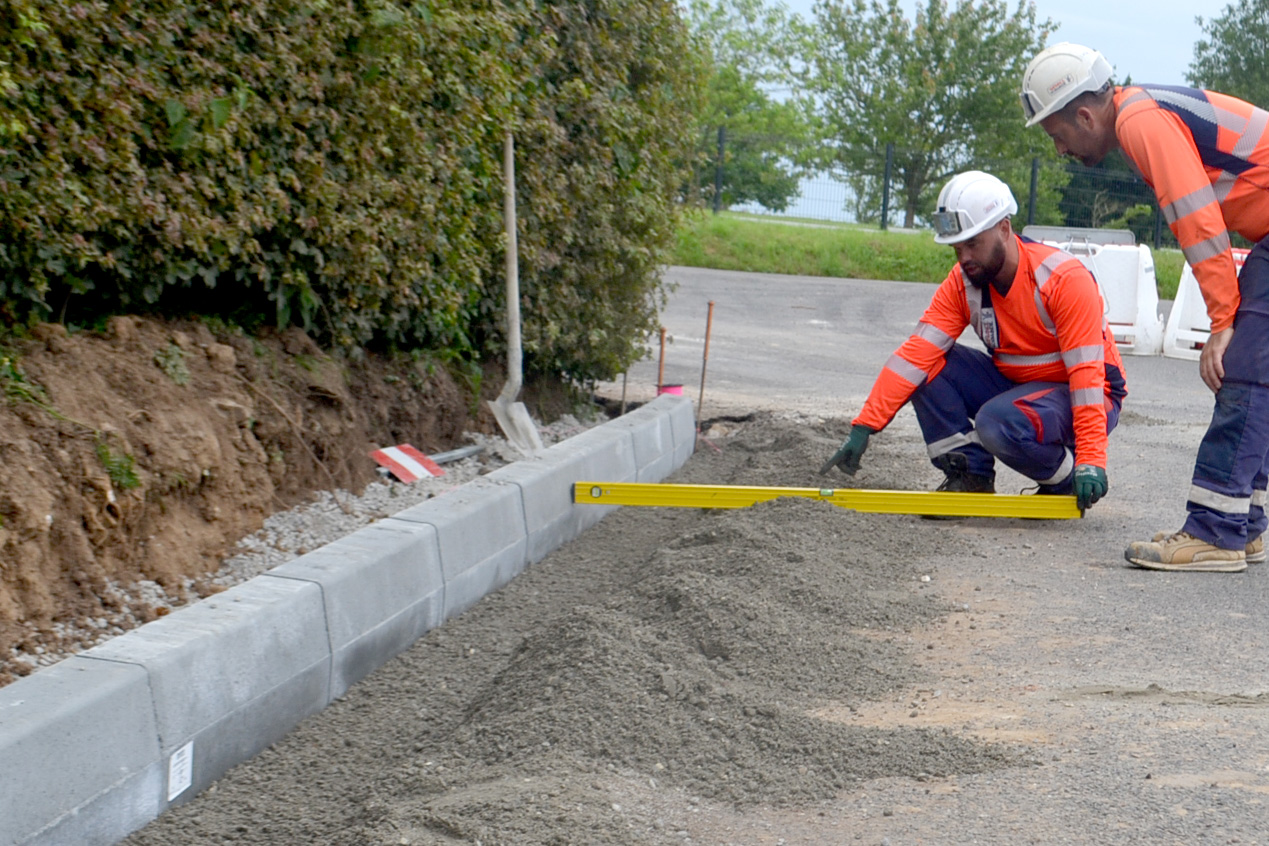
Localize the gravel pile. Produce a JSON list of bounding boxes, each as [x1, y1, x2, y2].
[[121, 411, 1020, 846]]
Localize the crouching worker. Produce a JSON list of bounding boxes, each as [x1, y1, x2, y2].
[[820, 170, 1127, 512]]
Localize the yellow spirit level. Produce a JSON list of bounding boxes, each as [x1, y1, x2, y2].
[[573, 482, 1081, 519]]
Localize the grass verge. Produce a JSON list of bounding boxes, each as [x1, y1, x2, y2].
[[673, 211, 1186, 299]]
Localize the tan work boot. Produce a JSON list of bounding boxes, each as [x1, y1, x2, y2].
[[1127, 531, 1247, 572], [1152, 531, 1265, 564]]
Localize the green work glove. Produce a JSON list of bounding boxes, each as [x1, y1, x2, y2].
[[819, 424, 873, 476], [1073, 464, 1108, 511]]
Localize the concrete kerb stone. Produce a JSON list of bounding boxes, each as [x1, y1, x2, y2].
[[486, 423, 638, 564], [0, 396, 693, 846], [1, 658, 163, 846], [664, 395, 697, 466], [268, 519, 445, 700], [607, 394, 696, 478], [389, 477, 528, 620], [81, 576, 331, 806], [476, 395, 694, 565], [606, 393, 685, 479]]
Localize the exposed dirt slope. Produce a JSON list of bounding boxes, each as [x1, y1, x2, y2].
[[0, 317, 503, 684]]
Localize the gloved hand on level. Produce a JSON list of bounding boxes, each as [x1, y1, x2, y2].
[[819, 424, 873, 476], [1072, 464, 1108, 511]]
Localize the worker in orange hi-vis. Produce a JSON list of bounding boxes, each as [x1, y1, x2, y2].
[[820, 170, 1127, 515], [1022, 42, 1269, 573]]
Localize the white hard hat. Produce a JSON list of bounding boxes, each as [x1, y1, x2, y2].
[[1020, 42, 1113, 127], [931, 171, 1018, 245]]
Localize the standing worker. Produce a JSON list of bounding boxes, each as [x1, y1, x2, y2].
[[820, 170, 1127, 513], [1021, 42, 1269, 573]]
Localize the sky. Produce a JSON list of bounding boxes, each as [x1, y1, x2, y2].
[[779, 0, 1234, 86], [1025, 0, 1231, 85]]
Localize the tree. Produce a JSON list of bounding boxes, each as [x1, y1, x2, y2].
[[1187, 0, 1269, 107], [803, 0, 1057, 228], [1055, 154, 1161, 240], [685, 0, 814, 212]]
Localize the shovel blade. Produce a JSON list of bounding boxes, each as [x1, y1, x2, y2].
[[488, 398, 544, 455]]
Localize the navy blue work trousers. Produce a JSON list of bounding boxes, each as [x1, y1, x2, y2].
[[909, 344, 1119, 490], [1183, 237, 1269, 549]]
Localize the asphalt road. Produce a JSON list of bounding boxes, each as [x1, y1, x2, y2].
[[597, 266, 1269, 844], [610, 266, 1212, 425]]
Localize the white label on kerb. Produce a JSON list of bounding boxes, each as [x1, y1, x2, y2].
[[167, 741, 194, 801]]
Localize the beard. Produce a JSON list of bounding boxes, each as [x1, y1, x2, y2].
[[960, 238, 1007, 288]]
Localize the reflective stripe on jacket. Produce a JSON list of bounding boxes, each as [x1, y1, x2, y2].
[[852, 236, 1128, 468], [1114, 85, 1269, 331]]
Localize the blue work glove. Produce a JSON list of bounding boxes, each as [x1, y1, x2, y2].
[[1073, 464, 1108, 511], [819, 424, 873, 476]]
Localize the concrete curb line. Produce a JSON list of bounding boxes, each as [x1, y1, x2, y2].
[[0, 394, 695, 846]]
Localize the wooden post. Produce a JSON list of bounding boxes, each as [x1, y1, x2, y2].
[[657, 326, 667, 394], [696, 301, 715, 433]]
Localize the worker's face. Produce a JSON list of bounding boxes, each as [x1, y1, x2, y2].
[[953, 223, 1008, 287], [1040, 109, 1112, 167]]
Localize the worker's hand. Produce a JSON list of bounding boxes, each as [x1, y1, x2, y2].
[[1200, 326, 1234, 393], [819, 424, 873, 476], [1072, 464, 1108, 511]]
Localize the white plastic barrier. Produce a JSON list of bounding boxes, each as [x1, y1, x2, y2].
[[1022, 226, 1164, 356], [1162, 248, 1250, 360], [1069, 242, 1164, 356]]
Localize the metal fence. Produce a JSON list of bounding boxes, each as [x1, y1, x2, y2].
[[711, 132, 1184, 250]]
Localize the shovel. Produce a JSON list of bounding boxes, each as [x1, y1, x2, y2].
[[487, 131, 544, 455]]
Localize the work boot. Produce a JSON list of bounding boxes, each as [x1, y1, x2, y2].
[[1035, 481, 1073, 496], [1126, 531, 1247, 573], [923, 453, 994, 520], [932, 452, 995, 493], [1153, 531, 1265, 564]]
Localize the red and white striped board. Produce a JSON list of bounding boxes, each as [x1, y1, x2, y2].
[[369, 444, 445, 483]]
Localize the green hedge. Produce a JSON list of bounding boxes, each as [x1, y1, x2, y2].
[[0, 0, 700, 381]]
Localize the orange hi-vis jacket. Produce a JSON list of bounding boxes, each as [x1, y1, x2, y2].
[[1114, 85, 1269, 332], [853, 237, 1128, 469]]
